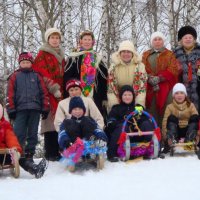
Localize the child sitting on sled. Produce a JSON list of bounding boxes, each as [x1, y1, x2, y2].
[[58, 96, 107, 166], [0, 103, 46, 178], [162, 83, 199, 152], [105, 85, 155, 162]]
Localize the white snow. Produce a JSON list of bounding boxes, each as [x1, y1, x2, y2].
[[1, 152, 200, 200]]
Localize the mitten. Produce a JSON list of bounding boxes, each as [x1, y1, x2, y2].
[[148, 76, 160, 86], [54, 90, 62, 99], [153, 84, 160, 92]]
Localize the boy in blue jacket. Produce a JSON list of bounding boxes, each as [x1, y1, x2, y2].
[[6, 52, 49, 176]]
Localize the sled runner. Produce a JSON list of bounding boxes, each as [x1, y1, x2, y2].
[[169, 139, 200, 159], [117, 110, 161, 161], [0, 148, 20, 178], [60, 137, 107, 172]]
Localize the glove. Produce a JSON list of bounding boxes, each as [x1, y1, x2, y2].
[[93, 129, 108, 142], [41, 111, 49, 120], [148, 76, 160, 86], [107, 120, 117, 131], [153, 84, 160, 92], [135, 105, 143, 115], [54, 90, 62, 99], [8, 112, 16, 120]]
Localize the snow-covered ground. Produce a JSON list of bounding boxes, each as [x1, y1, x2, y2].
[[1, 152, 200, 200]]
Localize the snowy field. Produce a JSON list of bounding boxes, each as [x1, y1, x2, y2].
[[1, 152, 200, 200]]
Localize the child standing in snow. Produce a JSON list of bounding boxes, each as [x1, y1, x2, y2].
[[6, 53, 49, 178], [0, 103, 46, 178], [58, 96, 107, 153], [162, 83, 199, 152]]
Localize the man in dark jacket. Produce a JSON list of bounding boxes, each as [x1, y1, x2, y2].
[[6, 52, 50, 169]]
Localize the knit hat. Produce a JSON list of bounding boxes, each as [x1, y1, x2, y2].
[[150, 31, 165, 46], [69, 96, 86, 114], [0, 104, 3, 120], [66, 79, 83, 92], [45, 27, 61, 42], [18, 52, 34, 64], [118, 40, 135, 54], [119, 85, 135, 102], [178, 26, 197, 41], [172, 83, 187, 96]]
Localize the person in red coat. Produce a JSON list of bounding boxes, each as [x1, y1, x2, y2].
[[142, 31, 178, 129], [33, 28, 65, 161], [0, 104, 47, 178]]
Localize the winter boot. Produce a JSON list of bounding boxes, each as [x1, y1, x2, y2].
[[166, 115, 178, 146], [185, 123, 198, 143], [19, 157, 47, 179], [185, 115, 199, 143]]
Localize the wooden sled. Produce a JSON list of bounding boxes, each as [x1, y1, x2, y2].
[[0, 148, 20, 178]]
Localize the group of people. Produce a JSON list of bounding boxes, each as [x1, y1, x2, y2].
[[0, 24, 200, 178]]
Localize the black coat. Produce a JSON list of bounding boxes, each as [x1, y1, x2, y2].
[[64, 54, 108, 114]]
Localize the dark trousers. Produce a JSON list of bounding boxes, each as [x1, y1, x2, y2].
[[13, 110, 40, 154], [107, 119, 154, 159], [44, 131, 60, 159], [0, 154, 12, 165]]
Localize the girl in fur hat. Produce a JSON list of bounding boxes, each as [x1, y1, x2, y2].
[[33, 27, 65, 161], [107, 40, 147, 113], [174, 26, 200, 114], [162, 83, 199, 153], [142, 31, 178, 129], [63, 30, 108, 115]]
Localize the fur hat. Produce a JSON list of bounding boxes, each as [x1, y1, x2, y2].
[[45, 27, 61, 42], [66, 79, 83, 92], [0, 104, 3, 120], [150, 31, 165, 46], [69, 96, 86, 114], [18, 52, 34, 64], [178, 26, 197, 41], [172, 83, 187, 96], [119, 85, 135, 102], [118, 40, 135, 54]]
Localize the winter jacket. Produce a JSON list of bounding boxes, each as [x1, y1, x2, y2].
[[58, 116, 107, 150], [107, 52, 147, 111], [174, 43, 200, 112], [64, 50, 108, 114], [6, 68, 49, 115], [162, 99, 198, 139], [0, 117, 22, 154], [33, 43, 65, 133], [54, 96, 104, 132], [142, 48, 178, 114]]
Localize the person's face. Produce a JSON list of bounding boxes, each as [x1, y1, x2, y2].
[[79, 35, 93, 50], [48, 33, 60, 48], [181, 34, 195, 48], [152, 37, 164, 49], [68, 87, 82, 97], [174, 91, 186, 104], [120, 50, 133, 63], [71, 107, 84, 118], [20, 60, 32, 68], [122, 91, 134, 104]]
